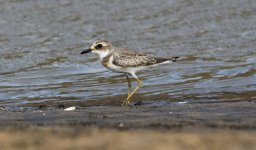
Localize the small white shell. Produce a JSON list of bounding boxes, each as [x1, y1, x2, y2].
[[64, 106, 76, 111]]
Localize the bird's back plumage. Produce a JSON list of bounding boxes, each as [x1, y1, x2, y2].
[[111, 47, 179, 68]]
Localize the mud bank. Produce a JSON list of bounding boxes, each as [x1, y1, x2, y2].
[[1, 100, 256, 150], [1, 100, 255, 129], [0, 127, 255, 150]]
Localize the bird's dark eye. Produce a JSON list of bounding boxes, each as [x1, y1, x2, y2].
[[95, 44, 103, 49]]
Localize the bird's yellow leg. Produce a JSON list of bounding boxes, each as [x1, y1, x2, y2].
[[122, 76, 142, 106], [125, 73, 131, 97]]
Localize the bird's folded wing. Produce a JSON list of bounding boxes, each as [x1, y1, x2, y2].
[[115, 48, 145, 57], [112, 55, 157, 68]]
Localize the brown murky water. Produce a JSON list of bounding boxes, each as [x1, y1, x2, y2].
[[0, 0, 255, 108]]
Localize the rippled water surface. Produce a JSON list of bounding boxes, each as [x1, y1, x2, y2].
[[0, 0, 255, 106]]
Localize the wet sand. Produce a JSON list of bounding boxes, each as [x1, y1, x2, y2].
[[0, 127, 255, 150], [1, 100, 256, 150]]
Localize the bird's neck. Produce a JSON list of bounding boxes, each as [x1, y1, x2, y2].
[[94, 50, 111, 61]]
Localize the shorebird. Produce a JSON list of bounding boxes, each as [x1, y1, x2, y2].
[[80, 40, 179, 106]]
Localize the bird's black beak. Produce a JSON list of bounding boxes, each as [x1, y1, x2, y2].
[[80, 48, 92, 54]]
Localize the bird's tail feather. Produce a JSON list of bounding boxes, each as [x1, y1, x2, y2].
[[155, 57, 179, 63]]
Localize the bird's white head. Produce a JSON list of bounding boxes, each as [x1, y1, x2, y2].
[[80, 40, 113, 60]]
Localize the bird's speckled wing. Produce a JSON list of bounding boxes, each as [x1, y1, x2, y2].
[[111, 47, 179, 68], [113, 47, 146, 57], [112, 48, 157, 67], [112, 55, 158, 68]]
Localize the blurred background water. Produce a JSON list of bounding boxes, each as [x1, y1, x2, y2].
[[0, 0, 255, 106]]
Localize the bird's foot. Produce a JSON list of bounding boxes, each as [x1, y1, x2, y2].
[[121, 100, 130, 107]]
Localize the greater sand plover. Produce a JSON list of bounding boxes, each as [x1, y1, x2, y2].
[[80, 40, 179, 106]]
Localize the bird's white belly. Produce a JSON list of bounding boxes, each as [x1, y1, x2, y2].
[[106, 64, 148, 74]]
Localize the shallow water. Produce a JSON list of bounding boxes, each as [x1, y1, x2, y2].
[[0, 0, 255, 107]]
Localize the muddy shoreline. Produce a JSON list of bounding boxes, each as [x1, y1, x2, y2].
[[1, 100, 255, 129], [0, 127, 255, 150], [1, 100, 256, 150]]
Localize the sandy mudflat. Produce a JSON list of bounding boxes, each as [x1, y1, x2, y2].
[[0, 127, 255, 150], [0, 100, 256, 150]]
